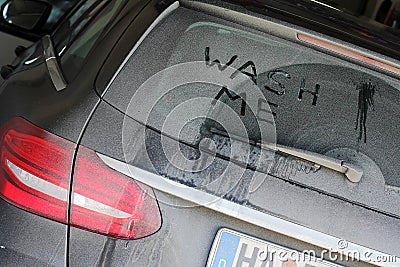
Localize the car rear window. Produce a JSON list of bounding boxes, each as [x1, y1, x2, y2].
[[105, 7, 400, 216]]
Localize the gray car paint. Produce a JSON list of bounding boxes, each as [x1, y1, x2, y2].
[[1, 0, 399, 266], [70, 2, 400, 266]]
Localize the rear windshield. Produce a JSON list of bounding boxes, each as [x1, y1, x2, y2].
[[105, 7, 400, 216]]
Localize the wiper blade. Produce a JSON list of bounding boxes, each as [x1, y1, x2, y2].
[[259, 142, 363, 183], [209, 127, 363, 183]]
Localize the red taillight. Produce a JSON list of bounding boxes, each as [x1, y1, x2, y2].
[[0, 117, 73, 223], [0, 117, 161, 239], [71, 146, 161, 239]]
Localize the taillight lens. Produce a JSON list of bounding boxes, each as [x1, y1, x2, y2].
[[71, 146, 161, 239], [0, 117, 161, 239]]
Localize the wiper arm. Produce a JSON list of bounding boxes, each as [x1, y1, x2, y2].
[[259, 142, 363, 183], [209, 127, 363, 183]]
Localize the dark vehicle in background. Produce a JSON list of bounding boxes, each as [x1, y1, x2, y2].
[[0, 0, 83, 82], [0, 0, 84, 41], [0, 0, 400, 266]]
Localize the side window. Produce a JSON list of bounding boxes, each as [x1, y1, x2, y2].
[[52, 0, 101, 57], [68, 0, 99, 26], [0, 0, 80, 40], [56, 0, 125, 80], [42, 1, 81, 32]]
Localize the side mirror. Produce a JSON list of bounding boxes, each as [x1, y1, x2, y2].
[[1, 0, 51, 31]]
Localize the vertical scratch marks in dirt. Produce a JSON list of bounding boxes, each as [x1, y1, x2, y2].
[[356, 80, 375, 143]]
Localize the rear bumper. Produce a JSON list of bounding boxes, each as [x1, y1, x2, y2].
[[68, 188, 383, 267]]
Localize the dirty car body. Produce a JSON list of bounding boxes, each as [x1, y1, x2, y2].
[[0, 0, 399, 266]]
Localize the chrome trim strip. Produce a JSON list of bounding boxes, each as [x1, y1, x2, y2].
[[42, 35, 67, 91], [97, 152, 399, 266], [297, 33, 400, 75], [100, 1, 180, 98], [309, 0, 341, 12]]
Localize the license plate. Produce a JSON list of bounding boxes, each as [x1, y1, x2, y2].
[[207, 228, 342, 267]]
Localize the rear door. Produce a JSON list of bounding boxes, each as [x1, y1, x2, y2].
[[73, 1, 400, 266]]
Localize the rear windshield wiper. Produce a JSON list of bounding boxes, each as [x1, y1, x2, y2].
[[209, 127, 363, 183]]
